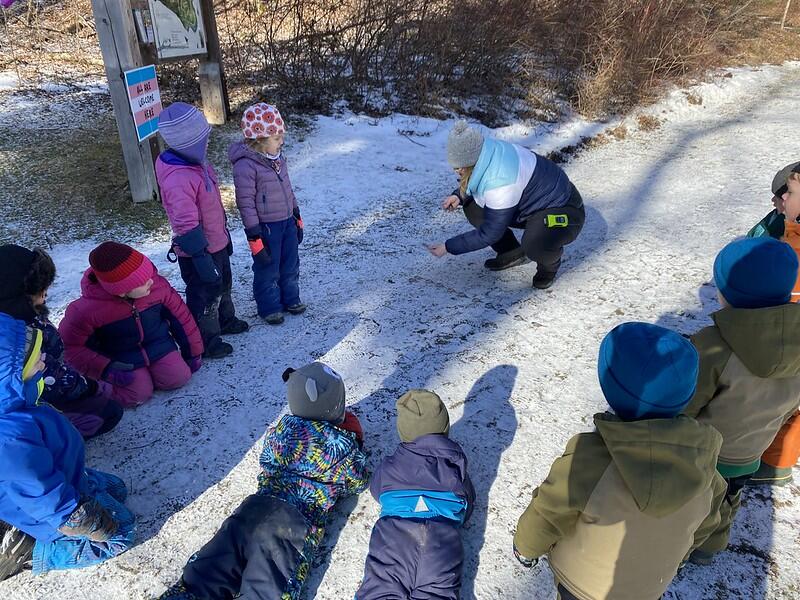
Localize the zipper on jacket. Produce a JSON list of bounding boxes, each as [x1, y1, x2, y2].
[[130, 303, 150, 367], [275, 171, 293, 219]]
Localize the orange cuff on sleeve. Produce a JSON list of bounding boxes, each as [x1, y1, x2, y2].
[[248, 238, 265, 255]]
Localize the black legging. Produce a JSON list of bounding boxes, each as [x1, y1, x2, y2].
[[463, 184, 585, 273]]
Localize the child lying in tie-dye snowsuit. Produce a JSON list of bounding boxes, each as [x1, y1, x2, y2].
[[162, 361, 368, 600]]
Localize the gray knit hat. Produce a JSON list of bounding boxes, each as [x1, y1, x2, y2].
[[283, 362, 346, 423], [396, 389, 450, 443], [447, 120, 484, 168], [772, 161, 800, 198]]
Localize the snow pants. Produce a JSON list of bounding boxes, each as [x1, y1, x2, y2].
[[49, 382, 123, 439], [181, 494, 313, 600], [463, 183, 585, 273], [108, 350, 191, 408], [252, 218, 301, 317], [356, 517, 463, 600], [31, 469, 135, 574], [753, 411, 800, 485], [178, 247, 237, 352]]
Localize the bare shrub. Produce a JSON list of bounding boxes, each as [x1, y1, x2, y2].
[[636, 114, 662, 131], [1, 0, 799, 120]]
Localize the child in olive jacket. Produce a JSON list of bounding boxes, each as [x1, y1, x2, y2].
[[685, 236, 800, 561], [514, 322, 726, 600]]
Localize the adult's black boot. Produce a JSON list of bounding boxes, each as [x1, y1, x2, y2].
[[484, 248, 527, 271], [532, 261, 561, 289]]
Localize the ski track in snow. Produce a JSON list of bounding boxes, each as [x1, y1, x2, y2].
[[1, 63, 799, 599]]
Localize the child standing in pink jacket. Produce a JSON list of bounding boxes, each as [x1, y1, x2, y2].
[[59, 242, 204, 408], [156, 102, 249, 358]]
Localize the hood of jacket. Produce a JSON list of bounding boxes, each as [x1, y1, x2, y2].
[[228, 140, 284, 169], [594, 412, 722, 517], [712, 304, 800, 378], [0, 313, 35, 413]]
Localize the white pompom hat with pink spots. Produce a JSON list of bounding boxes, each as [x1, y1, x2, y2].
[[241, 103, 286, 139]]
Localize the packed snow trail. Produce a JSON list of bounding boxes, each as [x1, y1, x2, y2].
[[1, 63, 799, 599]]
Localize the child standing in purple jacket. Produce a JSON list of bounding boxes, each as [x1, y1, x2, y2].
[[156, 102, 249, 359], [229, 103, 306, 325], [356, 390, 475, 600]]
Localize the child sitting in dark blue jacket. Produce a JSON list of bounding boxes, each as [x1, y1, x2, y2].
[[356, 389, 474, 600]]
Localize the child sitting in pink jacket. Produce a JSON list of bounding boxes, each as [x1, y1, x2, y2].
[[59, 242, 204, 408]]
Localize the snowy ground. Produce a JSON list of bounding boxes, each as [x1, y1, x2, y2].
[[1, 63, 800, 599]]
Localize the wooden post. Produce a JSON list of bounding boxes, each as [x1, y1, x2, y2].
[[198, 0, 230, 125], [92, 0, 160, 203], [782, 0, 794, 30]]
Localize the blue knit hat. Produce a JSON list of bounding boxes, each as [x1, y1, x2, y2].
[[158, 102, 211, 164], [714, 237, 798, 309], [598, 322, 699, 420]]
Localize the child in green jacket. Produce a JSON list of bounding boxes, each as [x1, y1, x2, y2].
[[685, 236, 800, 562], [514, 322, 726, 600]]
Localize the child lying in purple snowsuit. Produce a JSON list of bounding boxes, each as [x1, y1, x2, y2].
[[356, 389, 475, 600], [161, 361, 368, 600]]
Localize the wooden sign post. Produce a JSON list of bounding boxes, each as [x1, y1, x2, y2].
[[91, 0, 229, 203]]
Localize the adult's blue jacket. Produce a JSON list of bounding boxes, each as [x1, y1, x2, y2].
[[355, 434, 475, 600], [0, 313, 85, 543], [445, 138, 574, 255]]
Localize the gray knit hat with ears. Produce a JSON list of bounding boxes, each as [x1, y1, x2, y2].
[[283, 362, 346, 423], [447, 120, 484, 168]]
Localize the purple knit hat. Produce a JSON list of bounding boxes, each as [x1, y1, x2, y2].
[[158, 102, 211, 164]]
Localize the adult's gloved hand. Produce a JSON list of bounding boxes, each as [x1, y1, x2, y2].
[[293, 207, 304, 244], [58, 498, 119, 542], [104, 362, 135, 387], [245, 225, 271, 266]]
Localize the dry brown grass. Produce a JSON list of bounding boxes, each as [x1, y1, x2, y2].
[[636, 114, 662, 131], [0, 0, 798, 119]]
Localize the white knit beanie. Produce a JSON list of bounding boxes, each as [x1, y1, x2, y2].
[[447, 120, 484, 168]]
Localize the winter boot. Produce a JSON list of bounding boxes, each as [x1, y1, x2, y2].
[[688, 549, 715, 566], [745, 463, 794, 487], [203, 338, 233, 359], [159, 578, 201, 600], [533, 260, 561, 290], [220, 318, 250, 335], [264, 312, 285, 325], [287, 303, 307, 315], [484, 248, 527, 271], [0, 523, 34, 581]]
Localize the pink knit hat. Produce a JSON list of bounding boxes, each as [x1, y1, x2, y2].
[[89, 242, 154, 296], [241, 103, 285, 139]]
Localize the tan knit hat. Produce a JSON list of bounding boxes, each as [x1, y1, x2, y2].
[[396, 389, 450, 443], [447, 120, 484, 168]]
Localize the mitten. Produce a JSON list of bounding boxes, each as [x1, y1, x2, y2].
[[513, 545, 537, 568], [293, 207, 304, 244], [187, 356, 202, 373], [104, 362, 135, 387], [174, 225, 221, 285], [192, 254, 222, 284], [245, 225, 271, 266], [339, 410, 364, 446], [58, 497, 119, 542]]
